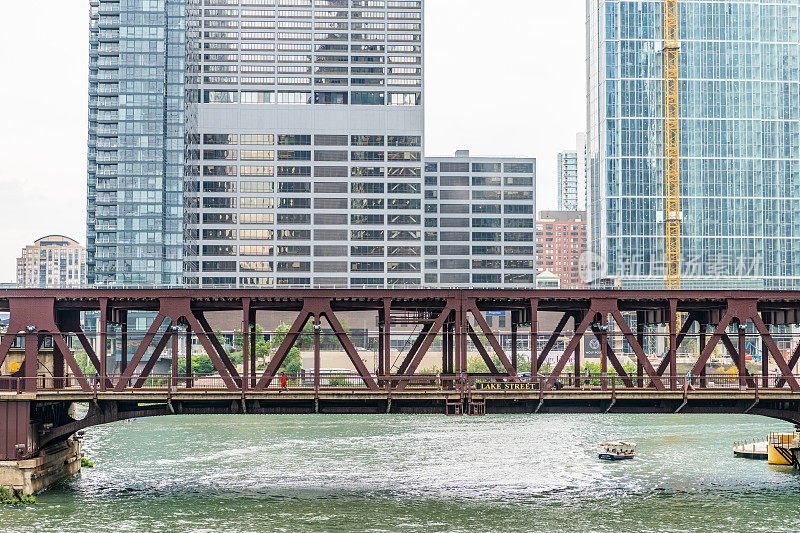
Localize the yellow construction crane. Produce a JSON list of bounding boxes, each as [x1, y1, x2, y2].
[[663, 0, 681, 289]]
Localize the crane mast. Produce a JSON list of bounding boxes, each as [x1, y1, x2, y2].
[[663, 0, 681, 289]]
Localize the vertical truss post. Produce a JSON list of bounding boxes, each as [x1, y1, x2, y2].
[[669, 299, 678, 390], [530, 299, 539, 378], [458, 297, 467, 375], [242, 299, 250, 393], [762, 335, 769, 388], [738, 319, 747, 389], [377, 309, 384, 379], [383, 298, 391, 383], [699, 324, 707, 388], [313, 314, 321, 394], [248, 308, 256, 389], [120, 312, 128, 374], [99, 298, 108, 391], [171, 325, 179, 389], [51, 326, 65, 390], [574, 313, 582, 386], [24, 330, 37, 393], [186, 325, 193, 388], [441, 321, 449, 376], [600, 313, 609, 390], [511, 313, 518, 371], [636, 312, 645, 388]]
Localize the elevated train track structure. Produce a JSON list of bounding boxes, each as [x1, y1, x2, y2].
[[1, 289, 800, 463]]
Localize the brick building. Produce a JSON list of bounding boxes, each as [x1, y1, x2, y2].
[[536, 211, 587, 289]]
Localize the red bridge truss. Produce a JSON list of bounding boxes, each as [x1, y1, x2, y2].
[[1, 289, 800, 460]]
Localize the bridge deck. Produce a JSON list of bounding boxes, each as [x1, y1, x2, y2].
[[7, 388, 798, 402]]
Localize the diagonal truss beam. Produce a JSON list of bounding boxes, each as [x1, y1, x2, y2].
[[777, 340, 800, 388], [194, 311, 241, 384], [466, 322, 501, 375], [0, 321, 22, 369], [182, 312, 238, 390], [254, 308, 312, 391], [589, 324, 634, 388], [395, 321, 434, 377], [537, 312, 572, 369], [751, 314, 800, 391], [465, 300, 517, 378], [133, 329, 173, 388], [50, 333, 92, 392], [395, 302, 457, 391], [655, 313, 697, 376], [322, 306, 379, 391], [719, 334, 754, 384], [690, 312, 734, 377], [114, 313, 166, 391], [545, 312, 595, 391], [609, 309, 665, 390]]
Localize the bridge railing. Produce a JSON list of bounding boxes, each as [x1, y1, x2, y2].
[[0, 372, 797, 394]]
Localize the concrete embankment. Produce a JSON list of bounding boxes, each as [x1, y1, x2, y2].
[[0, 437, 81, 496]]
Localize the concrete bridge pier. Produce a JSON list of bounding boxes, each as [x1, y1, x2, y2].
[[0, 400, 82, 496]]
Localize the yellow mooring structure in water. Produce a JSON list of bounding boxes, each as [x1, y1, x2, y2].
[[767, 433, 796, 466]]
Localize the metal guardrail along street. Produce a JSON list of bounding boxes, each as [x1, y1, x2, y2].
[[1, 373, 797, 395]]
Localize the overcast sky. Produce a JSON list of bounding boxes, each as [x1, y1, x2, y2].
[[0, 0, 586, 283]]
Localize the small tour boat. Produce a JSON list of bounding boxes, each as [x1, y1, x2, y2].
[[598, 442, 636, 461]]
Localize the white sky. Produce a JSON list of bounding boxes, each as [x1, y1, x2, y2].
[[0, 0, 586, 283]]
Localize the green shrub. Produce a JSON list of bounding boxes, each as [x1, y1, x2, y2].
[[0, 486, 35, 504], [81, 458, 94, 468]]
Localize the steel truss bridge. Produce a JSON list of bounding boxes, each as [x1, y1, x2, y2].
[[1, 289, 800, 461]]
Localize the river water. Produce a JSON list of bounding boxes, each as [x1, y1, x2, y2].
[[1, 414, 798, 532]]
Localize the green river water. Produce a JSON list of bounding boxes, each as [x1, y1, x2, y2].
[[1, 414, 798, 532]]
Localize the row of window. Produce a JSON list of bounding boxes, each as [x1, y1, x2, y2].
[[422, 246, 534, 256], [199, 260, 420, 272], [200, 1, 422, 13], [200, 213, 420, 224], [192, 133, 420, 146], [196, 165, 421, 177], [194, 245, 422, 257], [197, 181, 421, 192], [196, 277, 422, 287], [197, 197, 421, 209], [202, 90, 420, 105], [425, 273, 536, 285], [426, 218, 534, 229], [194, 150, 421, 161], [425, 259, 535, 270], [426, 162, 534, 174], [198, 231, 422, 251], [423, 205, 535, 215]]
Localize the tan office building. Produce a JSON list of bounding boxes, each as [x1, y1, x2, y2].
[[16, 236, 87, 288]]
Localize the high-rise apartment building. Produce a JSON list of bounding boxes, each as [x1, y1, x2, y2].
[[87, 0, 186, 286], [536, 211, 586, 289], [557, 150, 579, 211], [183, 0, 424, 288], [16, 236, 87, 288], [87, 1, 541, 289], [424, 151, 536, 287], [88, 0, 424, 288], [557, 133, 588, 212], [588, 1, 800, 289]]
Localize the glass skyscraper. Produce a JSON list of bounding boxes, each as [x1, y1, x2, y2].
[[588, 0, 800, 289], [87, 0, 538, 289], [88, 0, 185, 286]]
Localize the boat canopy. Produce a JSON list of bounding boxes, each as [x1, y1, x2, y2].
[[599, 442, 636, 447]]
